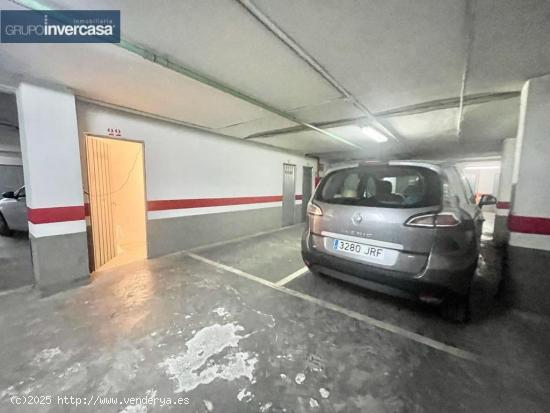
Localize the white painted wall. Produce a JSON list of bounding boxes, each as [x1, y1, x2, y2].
[[510, 74, 550, 250], [17, 83, 84, 210], [512, 75, 550, 218], [456, 160, 501, 196], [76, 101, 317, 219], [16, 83, 85, 237]]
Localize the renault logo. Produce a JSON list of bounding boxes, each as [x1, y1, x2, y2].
[[351, 213, 363, 225]]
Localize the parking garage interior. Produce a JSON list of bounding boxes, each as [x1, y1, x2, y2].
[[1, 1, 550, 412], [0, 91, 33, 292]]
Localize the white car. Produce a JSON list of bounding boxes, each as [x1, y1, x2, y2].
[[0, 186, 28, 235]]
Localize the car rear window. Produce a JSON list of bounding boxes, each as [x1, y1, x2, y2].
[[315, 165, 442, 208]]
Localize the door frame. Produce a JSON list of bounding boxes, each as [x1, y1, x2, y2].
[[282, 163, 296, 227], [83, 133, 149, 271], [301, 166, 313, 222]]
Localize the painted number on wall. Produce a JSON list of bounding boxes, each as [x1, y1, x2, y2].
[[107, 128, 122, 137]]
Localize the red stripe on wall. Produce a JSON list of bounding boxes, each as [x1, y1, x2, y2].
[[508, 214, 550, 235], [28, 205, 86, 224], [496, 201, 511, 209], [147, 195, 284, 211], [31, 195, 304, 224], [295, 195, 303, 200]]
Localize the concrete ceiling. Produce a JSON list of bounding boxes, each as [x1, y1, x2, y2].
[[254, 0, 466, 113], [0, 0, 548, 160]]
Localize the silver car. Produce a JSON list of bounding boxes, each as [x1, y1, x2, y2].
[[0, 186, 28, 235], [301, 161, 496, 321]]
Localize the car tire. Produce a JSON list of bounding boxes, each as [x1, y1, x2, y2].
[[0, 213, 11, 236], [441, 294, 470, 323]]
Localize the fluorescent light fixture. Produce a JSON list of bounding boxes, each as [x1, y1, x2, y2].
[[361, 126, 388, 143], [464, 165, 500, 170]]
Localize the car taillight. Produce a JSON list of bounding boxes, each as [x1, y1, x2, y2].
[[405, 212, 460, 228], [434, 212, 461, 227], [307, 202, 323, 216]]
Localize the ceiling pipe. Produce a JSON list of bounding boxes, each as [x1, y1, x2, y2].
[[10, 0, 362, 150], [457, 0, 476, 141], [237, 0, 349, 101], [236, 0, 402, 144]]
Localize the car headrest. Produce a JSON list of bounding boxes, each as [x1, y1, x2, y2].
[[404, 184, 422, 197], [376, 180, 392, 195]]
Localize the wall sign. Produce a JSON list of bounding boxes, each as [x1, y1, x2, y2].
[[107, 128, 121, 137]]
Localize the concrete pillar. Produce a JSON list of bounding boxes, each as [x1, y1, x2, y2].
[[506, 74, 550, 315], [16, 83, 89, 292], [493, 138, 515, 245]]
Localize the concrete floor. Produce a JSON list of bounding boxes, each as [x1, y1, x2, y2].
[[0, 232, 34, 292], [99, 243, 148, 273], [1, 224, 549, 412], [481, 211, 496, 242]]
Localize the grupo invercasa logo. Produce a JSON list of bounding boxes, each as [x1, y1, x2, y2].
[[1, 10, 120, 43]]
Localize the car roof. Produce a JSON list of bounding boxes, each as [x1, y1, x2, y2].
[[325, 160, 453, 174]]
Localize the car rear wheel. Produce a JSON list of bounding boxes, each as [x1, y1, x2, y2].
[[0, 213, 11, 236], [441, 294, 470, 323]]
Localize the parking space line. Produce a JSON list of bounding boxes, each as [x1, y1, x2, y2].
[[275, 266, 309, 286], [188, 252, 276, 288], [187, 252, 483, 364], [188, 223, 304, 253]]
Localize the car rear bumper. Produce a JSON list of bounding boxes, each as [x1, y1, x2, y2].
[[302, 230, 475, 300]]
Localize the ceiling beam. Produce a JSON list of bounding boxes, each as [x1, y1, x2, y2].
[[0, 120, 19, 130], [318, 139, 502, 163], [10, 0, 362, 150], [244, 91, 520, 140], [0, 144, 21, 153], [75, 96, 311, 158]]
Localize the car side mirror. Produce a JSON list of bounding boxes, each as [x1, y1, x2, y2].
[[2, 191, 15, 199], [478, 194, 497, 207]]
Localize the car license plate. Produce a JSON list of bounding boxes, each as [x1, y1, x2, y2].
[[332, 239, 385, 260]]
